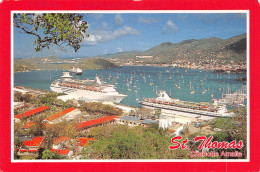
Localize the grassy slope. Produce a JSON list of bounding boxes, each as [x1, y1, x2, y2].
[[14, 57, 118, 72]]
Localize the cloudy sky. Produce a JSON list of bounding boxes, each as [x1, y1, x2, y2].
[[13, 12, 247, 58]]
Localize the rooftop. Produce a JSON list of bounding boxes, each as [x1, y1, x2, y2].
[[53, 136, 71, 145], [141, 119, 156, 124], [22, 136, 44, 147], [15, 106, 50, 119], [24, 122, 37, 129], [51, 149, 71, 155], [76, 116, 118, 130], [120, 116, 140, 122], [77, 138, 95, 147], [45, 107, 76, 121]]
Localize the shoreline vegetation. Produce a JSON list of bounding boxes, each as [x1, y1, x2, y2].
[[14, 57, 119, 73], [14, 59, 246, 75]]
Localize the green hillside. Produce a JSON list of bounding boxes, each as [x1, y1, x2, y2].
[[99, 33, 247, 64], [14, 56, 118, 72]]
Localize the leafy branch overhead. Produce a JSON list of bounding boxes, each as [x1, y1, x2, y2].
[[13, 13, 89, 52]]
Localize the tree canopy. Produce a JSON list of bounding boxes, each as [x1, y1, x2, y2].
[[13, 13, 89, 52]]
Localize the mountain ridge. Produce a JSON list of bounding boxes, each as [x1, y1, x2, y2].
[[96, 33, 247, 63]]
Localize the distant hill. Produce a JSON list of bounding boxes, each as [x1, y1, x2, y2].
[[98, 33, 247, 63], [14, 56, 118, 72], [95, 50, 142, 59]]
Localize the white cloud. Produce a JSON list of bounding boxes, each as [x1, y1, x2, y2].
[[84, 25, 140, 45], [162, 20, 178, 34], [117, 47, 123, 52], [114, 14, 124, 26], [167, 20, 178, 32], [137, 16, 158, 24]]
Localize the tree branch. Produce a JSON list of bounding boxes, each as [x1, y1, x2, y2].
[[14, 22, 68, 52], [13, 22, 42, 41]]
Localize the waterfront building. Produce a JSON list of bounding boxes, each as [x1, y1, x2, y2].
[[116, 116, 141, 127], [140, 119, 157, 127]]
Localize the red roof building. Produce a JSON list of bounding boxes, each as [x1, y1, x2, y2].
[[77, 138, 95, 147], [14, 106, 50, 120], [45, 107, 75, 122], [76, 116, 119, 130], [18, 136, 44, 155], [22, 136, 44, 147], [53, 136, 71, 145], [51, 149, 72, 157], [23, 122, 37, 129]]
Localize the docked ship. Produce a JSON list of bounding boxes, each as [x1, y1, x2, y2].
[[68, 67, 83, 75], [139, 90, 233, 118], [50, 72, 127, 103]]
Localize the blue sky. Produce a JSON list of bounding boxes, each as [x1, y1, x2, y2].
[[13, 13, 247, 58]]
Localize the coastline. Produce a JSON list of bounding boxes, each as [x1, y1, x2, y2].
[[116, 64, 247, 74]]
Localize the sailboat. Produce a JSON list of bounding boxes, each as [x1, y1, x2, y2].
[[176, 79, 181, 89], [190, 83, 195, 94]]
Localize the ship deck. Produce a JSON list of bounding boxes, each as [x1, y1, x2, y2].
[[140, 100, 232, 118]]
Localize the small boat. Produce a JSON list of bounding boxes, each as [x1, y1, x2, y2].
[[68, 67, 83, 75]]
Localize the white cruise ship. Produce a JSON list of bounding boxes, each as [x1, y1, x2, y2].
[[139, 90, 233, 118], [68, 67, 83, 75], [50, 72, 127, 103]]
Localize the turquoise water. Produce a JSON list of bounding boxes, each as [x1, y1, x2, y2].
[[14, 66, 246, 107]]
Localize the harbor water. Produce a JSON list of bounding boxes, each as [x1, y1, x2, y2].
[[14, 66, 247, 107]]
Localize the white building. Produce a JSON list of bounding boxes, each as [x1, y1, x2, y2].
[[116, 116, 141, 127]]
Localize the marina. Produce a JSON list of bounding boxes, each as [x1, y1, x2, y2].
[[14, 66, 247, 108]]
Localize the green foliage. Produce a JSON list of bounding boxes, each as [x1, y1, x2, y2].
[[28, 123, 43, 136], [42, 149, 56, 159], [14, 122, 26, 136], [84, 125, 190, 159], [209, 118, 232, 129], [83, 102, 123, 116], [14, 151, 20, 159], [20, 93, 32, 102], [59, 121, 79, 138], [38, 93, 60, 106], [97, 33, 246, 64], [209, 108, 247, 159], [14, 138, 22, 147], [42, 121, 80, 149], [13, 13, 88, 52], [80, 58, 118, 70]]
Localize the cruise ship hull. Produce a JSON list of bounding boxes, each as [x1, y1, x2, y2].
[[139, 101, 232, 118], [50, 84, 126, 103]]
